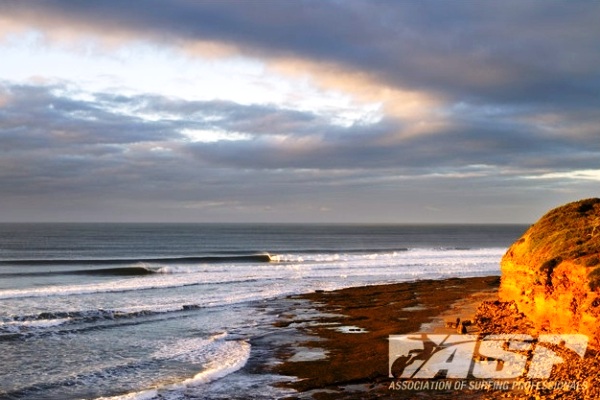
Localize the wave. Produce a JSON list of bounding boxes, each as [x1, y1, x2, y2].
[[0, 265, 226, 278], [0, 266, 157, 278], [0, 254, 274, 279], [0, 248, 493, 269], [0, 253, 274, 266], [92, 333, 251, 400], [0, 317, 73, 336], [0, 273, 274, 300], [270, 247, 494, 263], [2, 332, 250, 400], [0, 248, 506, 301], [2, 303, 206, 324], [0, 304, 208, 338], [0, 249, 496, 277]]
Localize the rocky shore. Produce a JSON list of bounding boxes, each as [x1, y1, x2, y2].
[[268, 277, 599, 399], [270, 276, 500, 399], [268, 198, 600, 399]]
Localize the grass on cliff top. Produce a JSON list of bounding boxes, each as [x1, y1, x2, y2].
[[518, 198, 600, 289]]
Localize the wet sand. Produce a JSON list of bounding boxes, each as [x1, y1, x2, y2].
[[269, 276, 500, 399]]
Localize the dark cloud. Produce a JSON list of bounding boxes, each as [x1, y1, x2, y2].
[[3, 0, 599, 107]]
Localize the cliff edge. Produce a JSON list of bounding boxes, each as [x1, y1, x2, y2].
[[499, 198, 600, 347]]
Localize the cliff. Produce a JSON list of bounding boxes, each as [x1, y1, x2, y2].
[[499, 198, 600, 347]]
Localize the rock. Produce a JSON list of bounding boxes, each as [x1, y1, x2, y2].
[[475, 300, 534, 335], [499, 198, 600, 347]]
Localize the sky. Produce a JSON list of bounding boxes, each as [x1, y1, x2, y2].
[[0, 1, 599, 223]]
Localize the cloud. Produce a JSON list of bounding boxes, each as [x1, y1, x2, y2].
[[3, 81, 598, 189], [1, 1, 599, 222], [3, 1, 600, 126], [3, 1, 599, 140], [3, 1, 599, 105]]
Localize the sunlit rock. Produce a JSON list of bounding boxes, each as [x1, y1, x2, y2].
[[499, 198, 600, 348]]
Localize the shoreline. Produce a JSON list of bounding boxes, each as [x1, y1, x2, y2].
[[264, 276, 501, 399]]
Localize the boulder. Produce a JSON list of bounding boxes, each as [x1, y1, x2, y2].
[[499, 198, 600, 347]]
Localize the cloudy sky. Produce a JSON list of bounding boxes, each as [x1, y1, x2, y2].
[[1, 1, 599, 223]]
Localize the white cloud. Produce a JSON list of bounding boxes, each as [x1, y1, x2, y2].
[[181, 129, 252, 143], [531, 170, 600, 182], [0, 29, 383, 129]]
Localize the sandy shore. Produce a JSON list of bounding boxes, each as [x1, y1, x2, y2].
[[267, 276, 500, 399]]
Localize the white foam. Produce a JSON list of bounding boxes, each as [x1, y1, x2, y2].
[[152, 265, 197, 274], [0, 271, 262, 300], [93, 336, 251, 400], [95, 389, 158, 400], [0, 317, 71, 333], [270, 248, 504, 272], [151, 332, 229, 361], [181, 340, 251, 386]]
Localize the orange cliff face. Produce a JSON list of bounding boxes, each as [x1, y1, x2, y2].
[[499, 198, 600, 348]]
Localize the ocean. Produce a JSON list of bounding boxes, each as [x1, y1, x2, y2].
[[0, 223, 527, 399]]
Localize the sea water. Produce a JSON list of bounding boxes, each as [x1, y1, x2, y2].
[[0, 223, 527, 399]]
